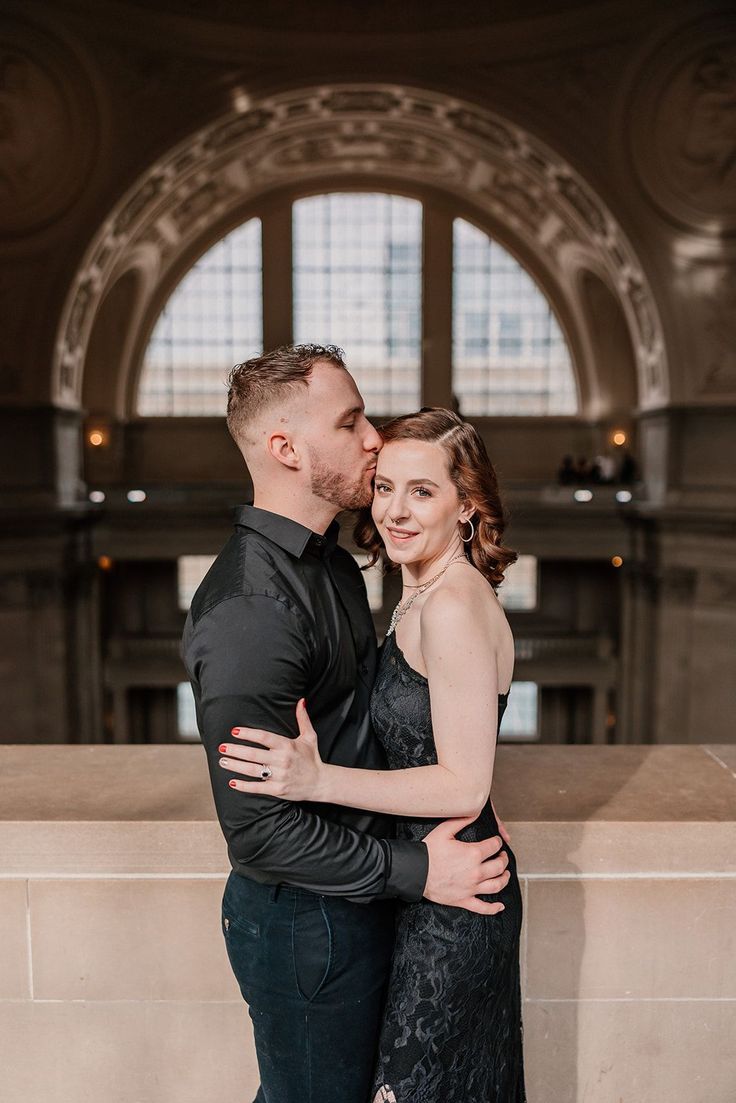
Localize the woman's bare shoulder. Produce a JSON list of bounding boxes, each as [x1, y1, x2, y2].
[[421, 564, 502, 633]]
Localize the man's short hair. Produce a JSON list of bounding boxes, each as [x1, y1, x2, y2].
[[226, 344, 346, 444]]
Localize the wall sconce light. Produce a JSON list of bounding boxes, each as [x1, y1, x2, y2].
[[611, 555, 623, 567], [87, 429, 107, 447], [98, 555, 114, 571], [231, 86, 252, 113], [611, 430, 627, 446]]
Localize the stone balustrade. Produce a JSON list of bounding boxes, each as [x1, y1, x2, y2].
[[1, 743, 734, 1103]]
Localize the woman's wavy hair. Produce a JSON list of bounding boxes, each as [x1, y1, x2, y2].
[[354, 407, 518, 590]]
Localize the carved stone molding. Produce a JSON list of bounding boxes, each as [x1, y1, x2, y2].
[[676, 257, 736, 396], [52, 83, 667, 409], [0, 22, 99, 238], [627, 18, 736, 234]]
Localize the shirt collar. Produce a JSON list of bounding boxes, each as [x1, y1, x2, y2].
[[234, 504, 339, 559]]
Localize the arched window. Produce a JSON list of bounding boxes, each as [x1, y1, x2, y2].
[[293, 193, 422, 415], [138, 219, 262, 415], [136, 195, 577, 417], [453, 219, 576, 415]]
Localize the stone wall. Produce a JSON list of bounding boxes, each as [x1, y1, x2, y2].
[[1, 743, 734, 1102]]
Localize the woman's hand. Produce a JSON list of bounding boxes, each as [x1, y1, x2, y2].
[[218, 699, 326, 801]]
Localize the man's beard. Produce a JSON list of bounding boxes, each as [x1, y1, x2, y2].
[[308, 448, 373, 511]]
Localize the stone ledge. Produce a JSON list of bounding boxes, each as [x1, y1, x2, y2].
[[0, 744, 733, 876]]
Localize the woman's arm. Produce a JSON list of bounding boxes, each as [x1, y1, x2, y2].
[[220, 585, 501, 819]]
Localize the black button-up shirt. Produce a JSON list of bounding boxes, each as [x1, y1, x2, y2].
[[182, 504, 429, 903]]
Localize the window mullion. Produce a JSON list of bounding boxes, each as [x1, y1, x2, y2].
[[262, 202, 293, 350]]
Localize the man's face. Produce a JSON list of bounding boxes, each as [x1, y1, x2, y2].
[[301, 361, 382, 511]]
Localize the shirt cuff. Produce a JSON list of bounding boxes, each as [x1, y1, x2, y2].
[[385, 838, 429, 902]]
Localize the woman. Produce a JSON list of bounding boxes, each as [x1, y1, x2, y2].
[[224, 408, 526, 1103]]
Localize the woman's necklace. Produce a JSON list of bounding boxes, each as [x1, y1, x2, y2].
[[386, 553, 468, 636]]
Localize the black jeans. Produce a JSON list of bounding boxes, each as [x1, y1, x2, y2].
[[222, 870, 396, 1103]]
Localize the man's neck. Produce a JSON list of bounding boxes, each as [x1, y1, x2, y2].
[[252, 489, 337, 536]]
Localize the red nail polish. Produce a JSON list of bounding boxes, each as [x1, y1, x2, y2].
[[218, 744, 227, 753], [231, 727, 239, 735], [229, 780, 237, 788]]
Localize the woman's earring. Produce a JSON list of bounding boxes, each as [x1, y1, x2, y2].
[[460, 518, 475, 543]]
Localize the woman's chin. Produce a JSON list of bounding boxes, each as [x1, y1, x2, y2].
[[383, 544, 420, 566], [381, 546, 403, 565]]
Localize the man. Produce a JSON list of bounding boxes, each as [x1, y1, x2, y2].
[[182, 344, 510, 1103]]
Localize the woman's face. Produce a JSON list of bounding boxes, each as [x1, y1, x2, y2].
[[371, 439, 472, 568]]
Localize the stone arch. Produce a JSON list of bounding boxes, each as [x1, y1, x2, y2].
[[578, 269, 638, 416], [84, 267, 147, 416], [53, 83, 668, 416]]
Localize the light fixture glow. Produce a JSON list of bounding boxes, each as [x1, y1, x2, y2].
[[611, 555, 623, 567], [88, 490, 106, 504], [88, 429, 106, 447], [612, 430, 627, 446], [573, 489, 593, 502], [127, 489, 147, 503], [98, 555, 113, 571], [231, 87, 252, 113], [615, 490, 632, 503]]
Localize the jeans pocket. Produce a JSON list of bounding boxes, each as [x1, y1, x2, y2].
[[292, 896, 332, 1002], [223, 912, 259, 937]]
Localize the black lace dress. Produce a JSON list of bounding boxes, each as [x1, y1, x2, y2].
[[370, 631, 526, 1103]]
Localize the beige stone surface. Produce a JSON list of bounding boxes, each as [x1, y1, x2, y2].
[[510, 820, 736, 875], [491, 744, 736, 823], [0, 821, 229, 876], [524, 998, 736, 1103], [3, 818, 735, 877], [30, 878, 240, 1002], [0, 745, 733, 875], [0, 745, 215, 821], [705, 744, 736, 778], [0, 745, 732, 1103], [525, 877, 736, 999], [0, 1000, 259, 1103], [1, 744, 733, 824], [0, 880, 30, 999]]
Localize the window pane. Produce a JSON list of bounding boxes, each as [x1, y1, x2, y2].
[[293, 194, 422, 415], [177, 682, 200, 741], [500, 682, 539, 741], [498, 555, 538, 611], [138, 219, 262, 415], [453, 219, 577, 415], [177, 555, 216, 611]]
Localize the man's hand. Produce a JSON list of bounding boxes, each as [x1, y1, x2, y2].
[[423, 817, 510, 915]]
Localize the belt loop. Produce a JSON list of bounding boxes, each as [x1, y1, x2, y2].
[[270, 884, 282, 902]]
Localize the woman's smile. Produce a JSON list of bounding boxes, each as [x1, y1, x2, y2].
[[385, 525, 420, 543]]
